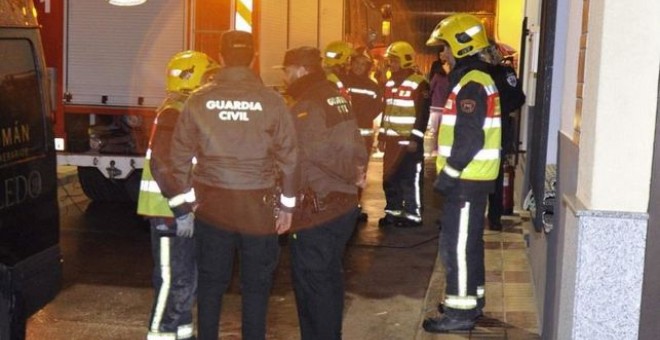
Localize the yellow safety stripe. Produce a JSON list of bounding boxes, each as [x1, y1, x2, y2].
[[443, 164, 461, 178], [444, 295, 478, 310], [149, 237, 172, 338], [457, 202, 470, 297], [235, 0, 253, 32], [438, 147, 500, 160]]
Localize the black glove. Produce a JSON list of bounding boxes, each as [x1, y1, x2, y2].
[[434, 169, 459, 194]]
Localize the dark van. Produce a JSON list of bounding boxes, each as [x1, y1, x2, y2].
[[1, 0, 62, 338]]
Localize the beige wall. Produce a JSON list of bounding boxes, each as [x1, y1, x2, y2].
[[575, 0, 660, 212], [496, 0, 525, 54], [558, 0, 583, 136]]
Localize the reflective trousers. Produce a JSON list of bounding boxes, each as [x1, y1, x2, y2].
[[439, 193, 487, 320], [382, 138, 424, 221], [290, 207, 359, 340], [195, 219, 279, 340], [148, 218, 196, 340]]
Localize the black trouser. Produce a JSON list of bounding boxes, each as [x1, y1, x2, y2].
[[148, 218, 196, 339], [382, 138, 424, 221], [439, 193, 487, 320], [195, 219, 279, 340], [290, 207, 359, 340]]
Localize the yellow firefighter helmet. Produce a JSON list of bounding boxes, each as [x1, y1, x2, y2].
[[166, 50, 220, 94], [426, 13, 489, 58], [384, 41, 416, 69], [323, 41, 354, 67]]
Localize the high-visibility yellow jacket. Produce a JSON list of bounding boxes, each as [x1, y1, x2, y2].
[[137, 100, 185, 218], [380, 72, 428, 140], [437, 68, 501, 181]]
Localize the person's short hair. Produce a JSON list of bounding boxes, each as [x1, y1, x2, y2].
[[220, 30, 254, 66], [280, 46, 322, 70]]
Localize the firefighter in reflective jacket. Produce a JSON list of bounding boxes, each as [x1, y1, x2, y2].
[[137, 50, 219, 340], [323, 40, 353, 100], [343, 46, 383, 222], [377, 41, 430, 228], [422, 14, 502, 332]]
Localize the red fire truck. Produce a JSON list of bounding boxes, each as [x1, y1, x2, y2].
[[36, 0, 346, 202]]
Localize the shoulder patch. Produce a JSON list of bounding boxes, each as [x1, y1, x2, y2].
[[460, 99, 476, 113], [506, 72, 518, 87]]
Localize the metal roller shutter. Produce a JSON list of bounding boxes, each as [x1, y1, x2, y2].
[[65, 0, 185, 108]]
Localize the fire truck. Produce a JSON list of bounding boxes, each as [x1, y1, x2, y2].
[[35, 0, 346, 202]]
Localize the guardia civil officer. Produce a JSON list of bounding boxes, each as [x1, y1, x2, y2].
[[167, 31, 298, 340], [279, 46, 368, 340], [137, 50, 219, 340], [423, 14, 502, 332]]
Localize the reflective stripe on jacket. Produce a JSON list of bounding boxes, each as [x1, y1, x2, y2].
[[380, 73, 426, 138], [437, 69, 501, 181]]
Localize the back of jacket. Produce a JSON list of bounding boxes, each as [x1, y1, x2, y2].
[[288, 72, 368, 197], [488, 63, 525, 153], [169, 67, 298, 198], [343, 73, 382, 129]]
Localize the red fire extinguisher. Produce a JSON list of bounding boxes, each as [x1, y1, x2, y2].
[[502, 158, 515, 215]]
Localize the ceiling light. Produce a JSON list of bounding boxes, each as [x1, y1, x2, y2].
[[108, 0, 147, 6]]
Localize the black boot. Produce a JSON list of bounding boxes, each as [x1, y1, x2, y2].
[[437, 303, 483, 320], [422, 316, 475, 333], [378, 214, 397, 227]]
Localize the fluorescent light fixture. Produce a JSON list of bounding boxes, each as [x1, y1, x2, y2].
[[108, 0, 147, 6]]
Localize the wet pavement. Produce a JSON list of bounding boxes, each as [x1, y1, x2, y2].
[[27, 160, 540, 339], [27, 161, 439, 340]]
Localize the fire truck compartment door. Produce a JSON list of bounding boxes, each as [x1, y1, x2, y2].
[[65, 0, 185, 107]]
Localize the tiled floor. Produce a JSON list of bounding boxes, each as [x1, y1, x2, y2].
[[417, 214, 541, 339]]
